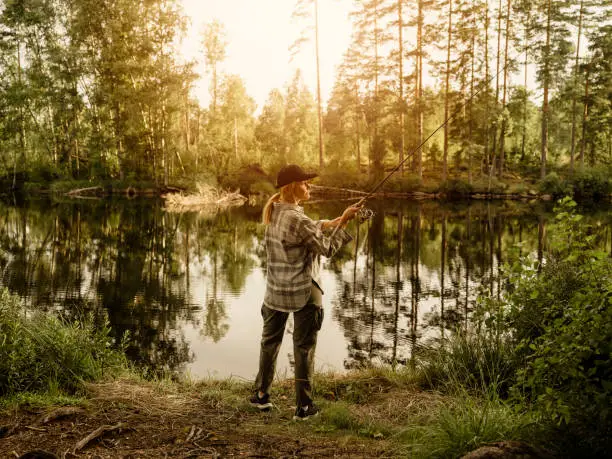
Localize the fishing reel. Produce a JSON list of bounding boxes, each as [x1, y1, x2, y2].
[[357, 207, 375, 223]]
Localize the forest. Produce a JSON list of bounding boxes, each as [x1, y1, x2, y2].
[[0, 0, 610, 193]]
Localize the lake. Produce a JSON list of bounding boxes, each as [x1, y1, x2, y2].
[[1, 197, 610, 381]]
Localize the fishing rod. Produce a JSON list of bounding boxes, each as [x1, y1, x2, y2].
[[328, 54, 516, 238]]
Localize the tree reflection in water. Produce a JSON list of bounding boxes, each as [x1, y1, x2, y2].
[[0, 198, 610, 376]]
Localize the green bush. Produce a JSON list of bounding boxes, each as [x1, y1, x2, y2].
[[385, 174, 423, 193], [317, 165, 374, 191], [0, 289, 127, 396], [440, 179, 474, 198], [498, 198, 612, 454], [538, 172, 571, 198], [220, 164, 274, 195], [568, 167, 612, 201]]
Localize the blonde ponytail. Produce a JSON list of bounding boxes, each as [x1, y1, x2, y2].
[[262, 183, 300, 224], [262, 192, 281, 224]]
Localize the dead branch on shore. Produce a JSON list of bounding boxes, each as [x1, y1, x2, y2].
[[65, 186, 103, 197], [163, 184, 246, 213], [73, 423, 125, 452], [37, 407, 84, 425]]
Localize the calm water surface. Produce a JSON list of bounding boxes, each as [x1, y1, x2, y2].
[[1, 198, 610, 380]]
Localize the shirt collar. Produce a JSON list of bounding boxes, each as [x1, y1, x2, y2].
[[274, 201, 303, 213]]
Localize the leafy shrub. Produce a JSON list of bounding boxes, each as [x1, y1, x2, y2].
[[498, 198, 612, 453], [317, 166, 374, 191], [0, 289, 127, 396], [385, 174, 423, 192], [471, 177, 507, 194], [568, 167, 612, 201], [220, 164, 274, 195], [440, 179, 474, 198], [538, 172, 570, 198]]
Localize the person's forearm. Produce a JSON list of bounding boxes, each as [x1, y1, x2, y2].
[[321, 216, 347, 230]]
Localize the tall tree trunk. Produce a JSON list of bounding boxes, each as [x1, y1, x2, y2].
[[579, 65, 589, 168], [498, 0, 511, 178], [483, 0, 490, 176], [398, 0, 405, 174], [540, 0, 551, 179], [162, 103, 168, 186], [14, 35, 26, 189], [47, 104, 58, 167], [468, 7, 476, 185], [314, 0, 324, 168], [443, 0, 453, 181], [491, 0, 503, 175], [520, 14, 529, 162], [416, 0, 424, 178], [569, 0, 584, 176], [183, 91, 190, 156], [373, 0, 380, 173], [75, 111, 80, 176], [355, 85, 361, 170], [195, 108, 201, 172], [234, 117, 238, 160]]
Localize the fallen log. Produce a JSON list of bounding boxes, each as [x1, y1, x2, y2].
[[65, 186, 103, 197]]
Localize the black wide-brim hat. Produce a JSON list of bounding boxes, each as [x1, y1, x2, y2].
[[276, 164, 318, 188]]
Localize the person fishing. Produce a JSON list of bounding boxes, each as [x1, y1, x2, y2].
[[250, 164, 362, 420]]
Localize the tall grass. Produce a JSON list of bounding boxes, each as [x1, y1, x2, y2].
[[414, 330, 516, 396], [397, 390, 538, 458], [0, 288, 127, 397]]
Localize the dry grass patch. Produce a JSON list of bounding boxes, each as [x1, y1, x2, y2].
[[85, 376, 193, 418], [163, 184, 246, 213]]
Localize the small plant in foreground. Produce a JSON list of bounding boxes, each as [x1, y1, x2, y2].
[[397, 390, 537, 459], [0, 288, 128, 397]]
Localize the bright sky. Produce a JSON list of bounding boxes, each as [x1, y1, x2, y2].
[[179, 0, 353, 114]]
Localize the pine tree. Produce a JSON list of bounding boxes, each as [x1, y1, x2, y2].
[[291, 0, 325, 168]]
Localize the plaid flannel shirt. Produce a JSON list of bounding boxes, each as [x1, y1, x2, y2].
[[263, 202, 353, 312]]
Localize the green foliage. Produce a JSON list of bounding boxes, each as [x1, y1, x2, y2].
[[496, 198, 612, 453], [316, 401, 391, 440], [537, 172, 571, 197], [220, 164, 274, 195], [384, 174, 424, 193], [568, 167, 612, 201], [399, 391, 538, 459], [415, 331, 516, 396], [317, 165, 374, 191], [439, 179, 474, 198], [0, 289, 128, 396]]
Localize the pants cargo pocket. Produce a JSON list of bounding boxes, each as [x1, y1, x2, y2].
[[314, 306, 324, 331]]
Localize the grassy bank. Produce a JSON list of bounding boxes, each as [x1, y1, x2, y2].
[[0, 369, 541, 458], [0, 287, 539, 458]]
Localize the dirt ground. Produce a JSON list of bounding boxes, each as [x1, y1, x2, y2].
[[0, 380, 393, 459]]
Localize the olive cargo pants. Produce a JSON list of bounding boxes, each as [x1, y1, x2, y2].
[[255, 298, 324, 408]]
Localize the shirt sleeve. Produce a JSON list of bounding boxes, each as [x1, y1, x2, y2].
[[296, 214, 353, 258]]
